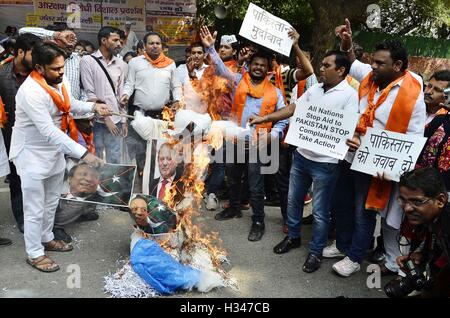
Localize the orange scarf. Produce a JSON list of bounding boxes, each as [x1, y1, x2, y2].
[[232, 72, 278, 134], [143, 51, 174, 68], [30, 71, 79, 141], [296, 79, 307, 99], [274, 65, 287, 105], [0, 96, 7, 128], [357, 71, 422, 212], [81, 131, 95, 154]]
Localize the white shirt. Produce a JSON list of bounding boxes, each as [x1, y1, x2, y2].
[[296, 79, 359, 164], [349, 59, 426, 135], [123, 55, 181, 111], [349, 60, 426, 229], [11, 76, 93, 179], [0, 130, 10, 177], [177, 63, 209, 114]]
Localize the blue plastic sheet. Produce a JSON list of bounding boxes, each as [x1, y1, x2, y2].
[[131, 238, 201, 295]]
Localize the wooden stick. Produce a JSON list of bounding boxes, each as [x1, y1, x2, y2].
[[112, 112, 135, 119]]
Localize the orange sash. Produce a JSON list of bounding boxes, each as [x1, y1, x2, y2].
[[143, 51, 174, 68], [232, 72, 278, 133], [357, 71, 421, 211], [296, 79, 307, 99], [81, 131, 95, 154], [30, 71, 79, 141], [0, 96, 7, 128], [274, 65, 287, 105]]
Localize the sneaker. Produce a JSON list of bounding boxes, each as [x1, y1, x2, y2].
[[304, 194, 312, 204], [248, 221, 265, 241], [332, 256, 361, 277], [214, 207, 242, 221], [205, 193, 218, 210], [322, 241, 345, 258]]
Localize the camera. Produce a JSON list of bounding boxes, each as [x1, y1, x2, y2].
[[384, 259, 431, 298]]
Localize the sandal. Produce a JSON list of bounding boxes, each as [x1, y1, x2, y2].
[[43, 240, 73, 252], [26, 255, 60, 273]]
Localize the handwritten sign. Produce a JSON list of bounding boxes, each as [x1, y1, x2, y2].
[[350, 128, 427, 182], [239, 3, 293, 56], [284, 101, 359, 160]]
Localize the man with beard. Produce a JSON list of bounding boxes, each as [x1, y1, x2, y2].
[[80, 26, 127, 164], [0, 33, 42, 233], [200, 26, 288, 242], [328, 19, 425, 278], [11, 43, 111, 272]]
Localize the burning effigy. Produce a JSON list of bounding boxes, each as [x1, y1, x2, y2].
[[104, 108, 241, 297]]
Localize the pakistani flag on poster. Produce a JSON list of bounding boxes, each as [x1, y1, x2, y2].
[[97, 164, 137, 207]]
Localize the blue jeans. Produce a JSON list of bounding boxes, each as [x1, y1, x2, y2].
[[331, 160, 356, 253], [287, 152, 339, 256], [93, 122, 121, 164], [345, 171, 378, 264]]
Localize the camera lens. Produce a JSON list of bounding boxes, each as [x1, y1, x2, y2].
[[384, 277, 414, 298]]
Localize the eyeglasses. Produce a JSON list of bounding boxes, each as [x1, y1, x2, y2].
[[397, 197, 433, 207]]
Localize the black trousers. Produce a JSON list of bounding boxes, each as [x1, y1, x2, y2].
[[2, 126, 23, 226]]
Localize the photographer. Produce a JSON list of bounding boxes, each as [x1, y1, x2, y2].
[[387, 167, 450, 298]]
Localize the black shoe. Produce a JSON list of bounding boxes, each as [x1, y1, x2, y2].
[[214, 208, 242, 221], [248, 222, 265, 241], [0, 237, 12, 247], [302, 214, 313, 225], [368, 249, 386, 264], [302, 253, 322, 273], [273, 236, 301, 254], [53, 228, 73, 243], [78, 212, 99, 222], [17, 223, 24, 234]]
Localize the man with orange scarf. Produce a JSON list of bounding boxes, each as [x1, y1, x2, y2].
[[10, 43, 112, 272], [200, 26, 288, 242], [121, 32, 181, 190], [329, 19, 426, 277]]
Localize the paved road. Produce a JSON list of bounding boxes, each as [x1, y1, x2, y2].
[[0, 180, 389, 298]]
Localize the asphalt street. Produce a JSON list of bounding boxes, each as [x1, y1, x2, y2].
[[0, 179, 389, 298]]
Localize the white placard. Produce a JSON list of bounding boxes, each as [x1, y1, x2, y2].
[[284, 101, 359, 160], [238, 3, 293, 56], [350, 128, 427, 182]]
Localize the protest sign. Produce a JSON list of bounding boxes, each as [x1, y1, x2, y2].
[[239, 3, 293, 56], [284, 101, 359, 160], [60, 162, 137, 208], [350, 128, 427, 182]]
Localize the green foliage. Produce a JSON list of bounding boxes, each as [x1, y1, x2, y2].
[[378, 0, 450, 39]]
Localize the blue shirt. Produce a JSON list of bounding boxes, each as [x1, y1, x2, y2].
[[206, 46, 288, 139]]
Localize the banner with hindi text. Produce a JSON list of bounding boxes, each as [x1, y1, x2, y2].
[[239, 3, 293, 56], [350, 128, 427, 182], [32, 0, 145, 33]]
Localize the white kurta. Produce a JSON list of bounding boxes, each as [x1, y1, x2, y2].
[[0, 130, 10, 177], [10, 76, 93, 179], [11, 75, 94, 259]]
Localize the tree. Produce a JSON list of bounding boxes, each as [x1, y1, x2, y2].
[[378, 0, 450, 39]]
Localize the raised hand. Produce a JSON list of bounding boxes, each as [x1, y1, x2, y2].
[[53, 30, 77, 49], [81, 153, 105, 168], [335, 18, 353, 50], [288, 28, 300, 46], [186, 56, 196, 75], [199, 26, 217, 48], [237, 47, 253, 66]]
